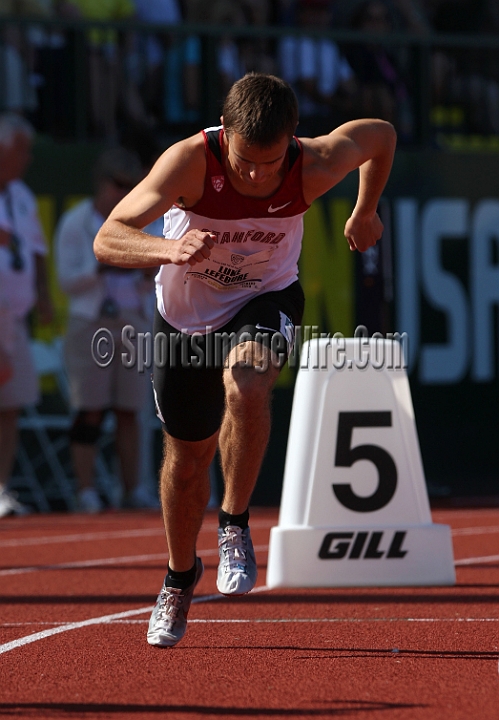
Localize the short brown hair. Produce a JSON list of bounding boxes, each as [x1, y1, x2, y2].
[[223, 73, 299, 147]]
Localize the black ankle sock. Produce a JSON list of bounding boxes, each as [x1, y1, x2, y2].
[[219, 508, 249, 530], [165, 561, 197, 589]]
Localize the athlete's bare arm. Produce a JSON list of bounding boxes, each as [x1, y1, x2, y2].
[[301, 119, 397, 252], [94, 133, 215, 268]]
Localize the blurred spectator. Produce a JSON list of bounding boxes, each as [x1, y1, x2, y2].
[[64, 0, 149, 139], [278, 0, 356, 136], [27, 1, 80, 137], [238, 0, 276, 76], [345, 0, 415, 142], [212, 1, 247, 97], [210, 0, 277, 96], [0, 113, 53, 518], [55, 146, 158, 512], [0, 0, 50, 114], [133, 0, 183, 127], [139, 0, 204, 129], [181, 0, 278, 114], [182, 0, 243, 115]]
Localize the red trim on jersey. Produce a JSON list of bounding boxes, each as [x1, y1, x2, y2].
[[181, 128, 310, 221]]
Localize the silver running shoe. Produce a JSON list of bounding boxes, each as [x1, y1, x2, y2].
[[147, 558, 204, 648], [217, 525, 257, 595]]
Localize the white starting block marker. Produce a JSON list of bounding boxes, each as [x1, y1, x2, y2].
[[267, 337, 456, 588]]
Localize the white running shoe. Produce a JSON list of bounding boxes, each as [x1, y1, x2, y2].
[[0, 489, 31, 518], [77, 487, 103, 514], [217, 525, 257, 595], [147, 558, 204, 648]]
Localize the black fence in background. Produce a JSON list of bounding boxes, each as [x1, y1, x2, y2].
[[2, 18, 499, 152]]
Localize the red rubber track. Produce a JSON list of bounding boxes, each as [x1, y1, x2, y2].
[[1, 507, 498, 719]]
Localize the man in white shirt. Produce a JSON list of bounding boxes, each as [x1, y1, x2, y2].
[[56, 146, 157, 512], [0, 113, 52, 518]]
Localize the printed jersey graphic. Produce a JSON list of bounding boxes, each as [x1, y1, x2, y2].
[[185, 245, 274, 290]]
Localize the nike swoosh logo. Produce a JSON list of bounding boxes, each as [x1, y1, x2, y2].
[[268, 201, 291, 213]]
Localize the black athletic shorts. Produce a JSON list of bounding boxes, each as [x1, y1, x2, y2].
[[152, 281, 305, 441]]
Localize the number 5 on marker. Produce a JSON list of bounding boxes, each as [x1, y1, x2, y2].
[[333, 411, 398, 513]]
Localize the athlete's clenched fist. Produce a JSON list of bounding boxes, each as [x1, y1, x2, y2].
[[168, 229, 216, 266]]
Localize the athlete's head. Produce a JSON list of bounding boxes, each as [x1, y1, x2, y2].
[[222, 73, 299, 148]]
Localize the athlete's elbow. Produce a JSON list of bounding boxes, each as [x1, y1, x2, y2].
[[380, 120, 397, 150], [93, 231, 110, 264], [369, 121, 397, 164]]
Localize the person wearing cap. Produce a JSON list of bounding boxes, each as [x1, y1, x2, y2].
[[0, 112, 53, 519], [55, 146, 157, 512]]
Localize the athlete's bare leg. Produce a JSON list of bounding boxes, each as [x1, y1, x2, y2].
[[218, 341, 280, 515], [160, 430, 218, 571]]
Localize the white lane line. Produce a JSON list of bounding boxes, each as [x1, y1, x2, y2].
[[74, 617, 499, 624], [3, 616, 499, 630], [0, 528, 164, 548], [0, 606, 154, 655], [454, 554, 499, 566], [0, 545, 269, 577], [187, 617, 499, 624], [0, 585, 270, 655], [0, 553, 169, 577], [452, 526, 499, 536], [0, 520, 275, 549]]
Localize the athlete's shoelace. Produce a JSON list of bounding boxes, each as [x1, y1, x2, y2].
[[157, 586, 183, 629], [219, 527, 248, 573]]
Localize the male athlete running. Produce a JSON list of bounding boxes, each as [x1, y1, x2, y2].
[[94, 73, 397, 648]]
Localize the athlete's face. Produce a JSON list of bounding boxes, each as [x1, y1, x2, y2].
[[225, 131, 290, 188]]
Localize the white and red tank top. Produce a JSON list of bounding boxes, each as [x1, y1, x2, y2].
[[155, 126, 310, 333]]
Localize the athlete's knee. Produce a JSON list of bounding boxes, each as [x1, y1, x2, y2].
[[69, 410, 105, 444], [224, 362, 276, 413]]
